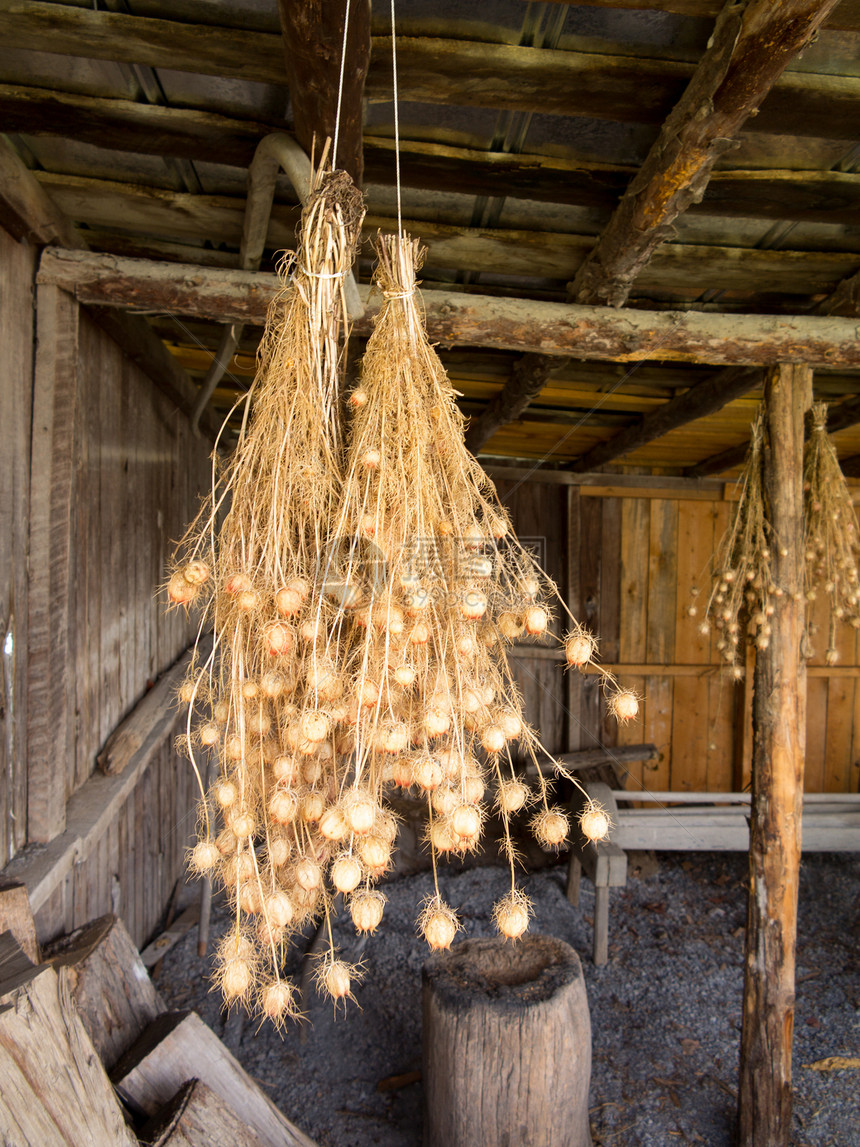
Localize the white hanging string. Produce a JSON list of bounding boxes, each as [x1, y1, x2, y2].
[[390, 0, 403, 236], [331, 0, 352, 171]]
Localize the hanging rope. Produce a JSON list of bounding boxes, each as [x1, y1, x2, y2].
[[332, 0, 353, 171], [391, 0, 403, 236]]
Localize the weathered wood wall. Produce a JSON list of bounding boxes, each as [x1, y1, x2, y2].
[[0, 225, 35, 865], [0, 233, 210, 944], [500, 478, 860, 796], [33, 737, 200, 948], [28, 291, 208, 843]]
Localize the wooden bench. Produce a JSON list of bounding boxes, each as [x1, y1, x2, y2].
[[567, 782, 860, 966]]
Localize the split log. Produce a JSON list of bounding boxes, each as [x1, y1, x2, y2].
[[111, 1010, 318, 1147], [0, 958, 138, 1146], [737, 363, 811, 1146], [45, 913, 163, 1069], [423, 936, 592, 1147], [140, 1079, 268, 1147], [0, 882, 39, 964]]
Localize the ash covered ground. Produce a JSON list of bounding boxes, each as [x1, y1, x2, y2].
[[156, 851, 860, 1146]]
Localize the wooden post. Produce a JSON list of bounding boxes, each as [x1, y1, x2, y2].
[[423, 936, 592, 1147], [737, 363, 811, 1146]]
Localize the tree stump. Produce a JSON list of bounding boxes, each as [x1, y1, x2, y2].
[[423, 935, 592, 1147]]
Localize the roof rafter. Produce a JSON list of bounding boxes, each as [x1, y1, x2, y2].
[[568, 0, 845, 308], [464, 354, 570, 455], [569, 365, 760, 473]]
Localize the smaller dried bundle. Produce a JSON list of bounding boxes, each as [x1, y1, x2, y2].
[[803, 402, 860, 663], [699, 400, 860, 675], [700, 408, 778, 678]]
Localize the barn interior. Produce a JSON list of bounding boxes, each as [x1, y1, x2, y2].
[[1, 0, 859, 1143]]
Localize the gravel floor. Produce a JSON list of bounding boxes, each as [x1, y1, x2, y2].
[[155, 851, 860, 1146]]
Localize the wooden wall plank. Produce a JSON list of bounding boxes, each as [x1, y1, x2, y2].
[[0, 226, 35, 863], [805, 677, 828, 794], [28, 284, 80, 842]]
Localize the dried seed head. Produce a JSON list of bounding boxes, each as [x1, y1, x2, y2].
[[498, 611, 524, 640], [532, 807, 569, 848], [189, 839, 221, 874], [565, 632, 596, 667], [231, 811, 256, 840], [300, 791, 325, 823], [394, 664, 416, 687], [331, 853, 363, 893], [579, 800, 612, 843], [259, 979, 298, 1025], [481, 725, 506, 755], [610, 690, 640, 722], [430, 785, 458, 816], [220, 957, 253, 1002], [350, 889, 386, 934], [319, 959, 353, 1000], [272, 755, 300, 785], [413, 756, 443, 792], [497, 709, 522, 741], [167, 571, 198, 605], [263, 622, 294, 657], [523, 606, 549, 636], [267, 834, 292, 867], [215, 780, 239, 812], [358, 834, 391, 876], [493, 890, 531, 940], [319, 806, 349, 841], [268, 788, 298, 824], [419, 897, 459, 950], [497, 778, 530, 815], [183, 559, 210, 586], [264, 890, 295, 929], [349, 388, 368, 408], [460, 590, 488, 621], [295, 857, 322, 891], [345, 792, 377, 835], [451, 803, 482, 841]]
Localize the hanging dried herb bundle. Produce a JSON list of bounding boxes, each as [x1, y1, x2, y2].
[[167, 166, 365, 1024], [167, 225, 628, 1023], [803, 402, 860, 663]]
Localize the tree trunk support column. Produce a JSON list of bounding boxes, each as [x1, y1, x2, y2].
[[737, 362, 811, 1146]]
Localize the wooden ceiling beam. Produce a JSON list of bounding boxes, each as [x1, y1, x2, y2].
[[464, 354, 570, 454], [538, 0, 860, 33], [569, 365, 760, 472], [36, 247, 860, 368], [0, 136, 86, 249], [1, 5, 858, 138], [33, 171, 860, 297], [276, 0, 371, 185], [8, 87, 860, 226], [568, 0, 845, 308]]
